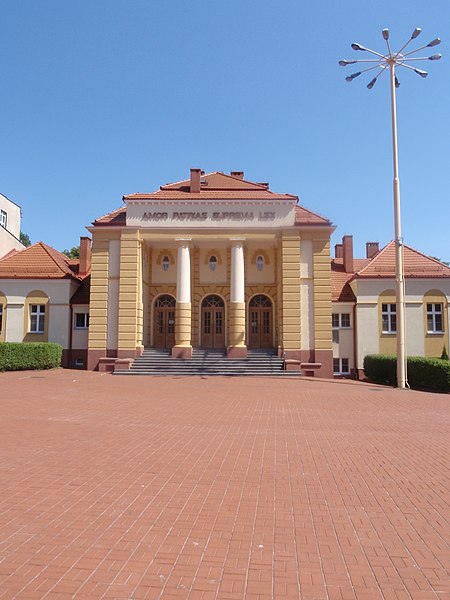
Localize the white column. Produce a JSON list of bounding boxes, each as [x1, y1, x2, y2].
[[230, 240, 245, 303], [176, 240, 191, 303]]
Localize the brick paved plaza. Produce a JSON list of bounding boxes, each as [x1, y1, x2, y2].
[[0, 370, 449, 599]]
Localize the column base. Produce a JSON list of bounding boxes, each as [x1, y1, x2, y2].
[[227, 346, 247, 359], [172, 346, 193, 359]]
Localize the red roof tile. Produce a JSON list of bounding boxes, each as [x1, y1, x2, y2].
[[94, 206, 126, 226], [294, 205, 333, 227], [331, 259, 370, 302], [0, 242, 79, 280], [123, 171, 297, 202], [356, 241, 450, 279]]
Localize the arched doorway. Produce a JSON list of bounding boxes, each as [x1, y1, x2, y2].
[[201, 295, 225, 349], [153, 295, 176, 348], [249, 295, 273, 348]]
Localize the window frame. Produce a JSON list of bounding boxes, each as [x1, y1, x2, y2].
[[74, 312, 89, 329], [0, 209, 6, 229], [0, 303, 3, 333], [381, 303, 397, 334], [426, 303, 444, 334], [29, 304, 45, 334], [332, 313, 351, 329], [333, 358, 350, 375]]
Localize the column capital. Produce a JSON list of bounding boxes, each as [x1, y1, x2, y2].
[[229, 237, 246, 244]]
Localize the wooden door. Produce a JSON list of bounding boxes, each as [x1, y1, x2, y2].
[[249, 295, 273, 348], [153, 295, 176, 348], [201, 295, 225, 349]]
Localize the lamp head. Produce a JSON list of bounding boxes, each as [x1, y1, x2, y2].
[[382, 29, 389, 40], [411, 28, 421, 39], [339, 59, 357, 66], [367, 77, 377, 89], [351, 43, 366, 51], [345, 71, 362, 82], [428, 54, 442, 60], [427, 38, 441, 47], [414, 68, 428, 78]]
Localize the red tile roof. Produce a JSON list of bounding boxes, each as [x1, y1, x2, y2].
[[94, 172, 333, 228], [0, 242, 80, 280], [123, 171, 295, 201], [294, 205, 332, 227], [331, 241, 450, 303], [331, 259, 370, 302], [93, 206, 126, 226], [356, 242, 450, 279]]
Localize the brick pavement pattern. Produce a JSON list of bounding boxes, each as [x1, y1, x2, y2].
[[0, 369, 449, 599]]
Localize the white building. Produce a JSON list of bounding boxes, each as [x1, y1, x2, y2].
[[0, 193, 25, 258], [332, 236, 450, 378]]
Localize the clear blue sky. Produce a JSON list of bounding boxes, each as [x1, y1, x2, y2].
[[1, 0, 449, 260]]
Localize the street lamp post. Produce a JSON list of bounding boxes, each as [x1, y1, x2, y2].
[[339, 28, 441, 389]]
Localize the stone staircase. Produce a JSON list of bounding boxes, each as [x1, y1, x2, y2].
[[113, 348, 301, 377]]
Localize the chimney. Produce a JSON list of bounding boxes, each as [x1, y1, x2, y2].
[[366, 242, 380, 259], [230, 171, 244, 179], [190, 168, 201, 193], [335, 243, 343, 259], [79, 236, 91, 278], [342, 235, 354, 273]]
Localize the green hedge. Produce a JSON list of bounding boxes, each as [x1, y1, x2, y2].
[[364, 354, 450, 392], [0, 342, 62, 371]]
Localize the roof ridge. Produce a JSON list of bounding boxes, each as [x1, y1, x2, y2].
[[35, 242, 76, 276]]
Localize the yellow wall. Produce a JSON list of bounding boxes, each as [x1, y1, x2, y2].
[[23, 290, 49, 343], [88, 231, 110, 351], [117, 230, 143, 352], [280, 234, 301, 350], [424, 290, 449, 357], [313, 238, 332, 351], [378, 289, 397, 355]]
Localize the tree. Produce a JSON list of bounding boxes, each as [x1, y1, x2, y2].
[[20, 232, 31, 247], [63, 246, 80, 259]]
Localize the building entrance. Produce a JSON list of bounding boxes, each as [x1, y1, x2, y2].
[[201, 295, 225, 349], [249, 295, 273, 348], [153, 295, 175, 348]]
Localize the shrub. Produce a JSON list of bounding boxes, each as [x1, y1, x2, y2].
[[0, 342, 62, 371], [364, 354, 450, 392], [441, 346, 449, 361]]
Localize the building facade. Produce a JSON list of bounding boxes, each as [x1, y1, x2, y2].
[[0, 238, 91, 368], [331, 236, 450, 378], [0, 193, 25, 258], [87, 169, 335, 376]]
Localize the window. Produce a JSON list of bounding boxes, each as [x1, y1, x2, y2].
[[0, 304, 3, 332], [427, 303, 443, 333], [0, 210, 6, 229], [382, 303, 396, 333], [162, 256, 170, 271], [75, 313, 89, 329], [30, 304, 45, 333], [333, 358, 350, 374], [332, 313, 350, 328], [341, 313, 350, 328], [256, 255, 264, 271], [208, 255, 218, 271]]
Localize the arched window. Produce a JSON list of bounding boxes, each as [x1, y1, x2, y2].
[[256, 255, 264, 271], [162, 256, 170, 271], [208, 255, 218, 271]]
